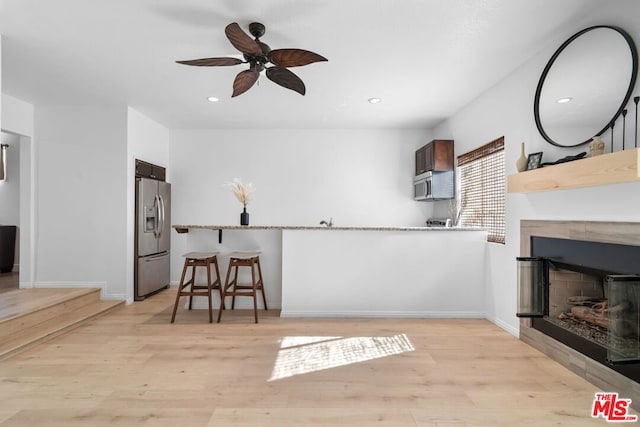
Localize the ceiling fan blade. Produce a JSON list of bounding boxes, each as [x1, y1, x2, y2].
[[266, 67, 306, 95], [225, 22, 262, 56], [269, 49, 328, 67], [232, 70, 260, 97], [176, 57, 243, 66]]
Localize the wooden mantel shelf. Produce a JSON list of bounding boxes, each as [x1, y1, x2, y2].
[[508, 148, 640, 193]]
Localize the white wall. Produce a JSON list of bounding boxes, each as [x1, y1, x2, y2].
[[431, 0, 640, 336], [169, 129, 433, 289], [170, 129, 431, 227], [34, 106, 128, 299], [126, 107, 170, 303], [2, 94, 34, 137], [127, 107, 170, 170]]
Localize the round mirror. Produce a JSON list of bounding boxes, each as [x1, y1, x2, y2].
[[534, 26, 638, 147]]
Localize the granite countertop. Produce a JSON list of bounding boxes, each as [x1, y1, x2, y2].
[[172, 224, 485, 233]]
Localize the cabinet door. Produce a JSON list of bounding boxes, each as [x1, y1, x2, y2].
[[415, 147, 426, 175], [151, 165, 166, 181], [135, 160, 153, 178], [431, 140, 454, 171], [424, 144, 434, 172]]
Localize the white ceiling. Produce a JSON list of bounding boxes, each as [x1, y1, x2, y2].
[[0, 0, 602, 130]]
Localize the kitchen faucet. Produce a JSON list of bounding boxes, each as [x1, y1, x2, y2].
[[320, 217, 333, 227]]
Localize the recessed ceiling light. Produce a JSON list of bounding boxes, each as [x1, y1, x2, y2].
[[368, 97, 382, 104], [557, 97, 572, 104], [207, 96, 220, 103]]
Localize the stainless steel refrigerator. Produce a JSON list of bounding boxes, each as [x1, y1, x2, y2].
[[135, 177, 171, 300]]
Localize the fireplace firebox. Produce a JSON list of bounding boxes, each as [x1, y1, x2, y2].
[[517, 236, 640, 382]]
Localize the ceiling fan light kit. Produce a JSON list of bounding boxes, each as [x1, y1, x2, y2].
[[177, 22, 327, 97]]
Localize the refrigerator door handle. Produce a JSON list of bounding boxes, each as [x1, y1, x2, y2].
[[158, 195, 165, 239], [153, 195, 161, 238]]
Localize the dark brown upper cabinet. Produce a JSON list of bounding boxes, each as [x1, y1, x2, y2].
[[415, 139, 454, 175], [135, 159, 166, 181]]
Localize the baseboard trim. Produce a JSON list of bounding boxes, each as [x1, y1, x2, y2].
[[488, 316, 519, 337], [102, 293, 127, 302], [279, 310, 486, 318]]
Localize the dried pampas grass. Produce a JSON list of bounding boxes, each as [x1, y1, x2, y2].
[[225, 178, 255, 207]]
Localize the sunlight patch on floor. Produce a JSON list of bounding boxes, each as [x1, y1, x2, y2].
[[269, 334, 414, 381]]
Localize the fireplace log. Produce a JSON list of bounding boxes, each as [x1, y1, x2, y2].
[[569, 301, 636, 337], [570, 306, 608, 329], [567, 296, 605, 305]]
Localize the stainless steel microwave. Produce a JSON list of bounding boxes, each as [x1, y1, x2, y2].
[[413, 171, 454, 201]]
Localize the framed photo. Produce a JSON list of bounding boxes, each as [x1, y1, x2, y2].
[[526, 152, 543, 170]]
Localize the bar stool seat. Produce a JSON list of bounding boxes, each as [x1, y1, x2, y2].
[[171, 251, 222, 323], [217, 251, 267, 323]]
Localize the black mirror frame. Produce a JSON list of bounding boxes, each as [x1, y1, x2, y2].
[[534, 25, 639, 148]]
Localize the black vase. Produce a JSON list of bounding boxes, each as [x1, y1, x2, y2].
[[240, 207, 249, 226]]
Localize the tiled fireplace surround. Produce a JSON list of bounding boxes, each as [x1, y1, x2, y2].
[[519, 220, 640, 407]]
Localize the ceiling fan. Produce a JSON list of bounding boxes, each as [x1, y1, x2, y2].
[[177, 22, 328, 97]]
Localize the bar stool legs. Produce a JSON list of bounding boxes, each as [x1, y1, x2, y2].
[[171, 252, 222, 323], [217, 251, 267, 323]]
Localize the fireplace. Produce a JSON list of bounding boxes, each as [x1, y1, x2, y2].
[[518, 221, 640, 406], [518, 236, 640, 381]]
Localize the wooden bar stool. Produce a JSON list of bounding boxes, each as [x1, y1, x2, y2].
[[171, 252, 222, 323], [217, 251, 267, 323]]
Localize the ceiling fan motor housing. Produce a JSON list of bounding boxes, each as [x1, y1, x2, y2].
[[249, 61, 265, 73], [248, 22, 266, 38]]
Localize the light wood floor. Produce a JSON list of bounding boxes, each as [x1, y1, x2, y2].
[[0, 272, 19, 294], [0, 290, 633, 426]]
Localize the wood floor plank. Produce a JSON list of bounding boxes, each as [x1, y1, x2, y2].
[[0, 273, 19, 295], [208, 408, 416, 426], [0, 290, 637, 426], [0, 408, 213, 427]]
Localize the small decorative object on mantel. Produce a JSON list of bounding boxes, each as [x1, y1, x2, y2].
[[0, 144, 8, 181], [516, 142, 528, 172], [610, 120, 615, 153], [541, 152, 587, 166], [225, 178, 255, 226], [622, 109, 628, 150], [634, 96, 639, 148], [589, 136, 605, 157], [526, 152, 543, 170]]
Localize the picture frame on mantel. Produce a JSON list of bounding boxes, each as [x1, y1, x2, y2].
[[526, 152, 543, 170]]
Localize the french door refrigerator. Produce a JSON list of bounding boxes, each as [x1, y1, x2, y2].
[[135, 177, 171, 300]]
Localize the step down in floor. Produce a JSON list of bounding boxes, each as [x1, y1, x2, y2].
[[0, 288, 123, 360]]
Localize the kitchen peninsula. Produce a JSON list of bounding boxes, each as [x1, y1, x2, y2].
[[172, 225, 488, 318]]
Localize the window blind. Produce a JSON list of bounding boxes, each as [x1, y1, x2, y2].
[[457, 137, 505, 244]]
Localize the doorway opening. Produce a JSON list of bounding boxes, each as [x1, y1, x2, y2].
[[0, 132, 20, 293], [0, 129, 32, 294]]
